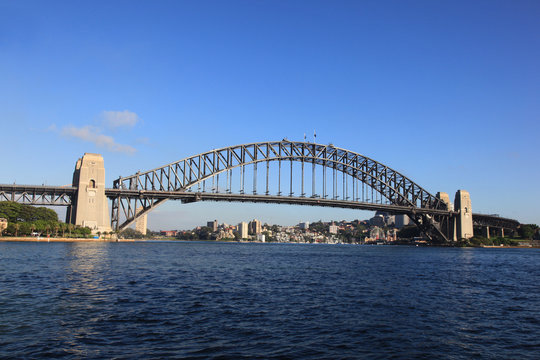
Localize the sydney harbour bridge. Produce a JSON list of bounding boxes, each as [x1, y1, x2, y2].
[[0, 140, 519, 242]]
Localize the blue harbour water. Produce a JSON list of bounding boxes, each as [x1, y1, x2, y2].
[[0, 241, 539, 359]]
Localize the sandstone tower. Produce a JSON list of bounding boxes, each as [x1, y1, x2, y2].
[[135, 206, 148, 235], [66, 153, 112, 233], [454, 190, 473, 240]]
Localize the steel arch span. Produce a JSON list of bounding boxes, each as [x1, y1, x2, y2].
[[110, 140, 453, 241]]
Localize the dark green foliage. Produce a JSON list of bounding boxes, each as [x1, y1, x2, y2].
[[309, 221, 328, 233], [146, 229, 160, 237], [338, 229, 353, 243], [176, 231, 197, 240], [0, 201, 57, 222], [466, 236, 519, 247], [262, 231, 276, 242], [518, 224, 538, 240], [120, 228, 145, 239], [0, 201, 91, 237], [356, 223, 367, 232], [196, 226, 213, 240], [176, 226, 215, 240]]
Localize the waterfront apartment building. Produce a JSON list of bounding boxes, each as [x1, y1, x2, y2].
[[249, 219, 262, 235], [207, 220, 218, 232], [238, 222, 248, 239], [160, 230, 177, 237], [329, 222, 338, 234]]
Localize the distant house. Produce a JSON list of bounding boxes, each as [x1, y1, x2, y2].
[[160, 230, 178, 237]]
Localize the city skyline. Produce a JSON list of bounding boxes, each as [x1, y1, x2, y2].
[[1, 1, 539, 228]]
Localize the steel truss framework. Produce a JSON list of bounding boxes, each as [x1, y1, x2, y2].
[[473, 214, 520, 230], [0, 185, 75, 206], [111, 140, 454, 241]]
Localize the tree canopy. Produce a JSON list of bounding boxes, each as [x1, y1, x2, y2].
[[0, 201, 58, 222], [0, 201, 92, 237], [519, 224, 538, 240]]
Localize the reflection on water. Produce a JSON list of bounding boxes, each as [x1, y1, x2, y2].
[[65, 242, 112, 292], [54, 243, 115, 356], [0, 242, 539, 359]]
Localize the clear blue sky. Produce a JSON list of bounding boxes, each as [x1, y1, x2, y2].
[[1, 0, 539, 229]]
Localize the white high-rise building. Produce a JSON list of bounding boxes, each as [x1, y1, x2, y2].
[[238, 222, 249, 239], [329, 222, 338, 234]]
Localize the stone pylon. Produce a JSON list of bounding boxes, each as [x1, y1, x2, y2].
[[66, 153, 112, 233], [135, 206, 148, 235], [454, 190, 473, 240]]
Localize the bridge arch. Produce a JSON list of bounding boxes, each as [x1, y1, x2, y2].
[[111, 140, 451, 239]]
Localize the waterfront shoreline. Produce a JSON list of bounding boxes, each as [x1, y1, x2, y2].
[[0, 237, 538, 248], [0, 237, 138, 242]]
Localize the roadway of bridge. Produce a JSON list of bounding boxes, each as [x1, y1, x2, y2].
[[0, 184, 519, 229], [104, 188, 455, 216]]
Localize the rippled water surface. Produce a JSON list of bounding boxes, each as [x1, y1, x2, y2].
[[0, 242, 539, 359]]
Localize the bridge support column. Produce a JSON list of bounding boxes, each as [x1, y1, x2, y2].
[[68, 153, 112, 234], [499, 228, 505, 238], [483, 226, 490, 239], [455, 190, 473, 240], [135, 206, 147, 235]]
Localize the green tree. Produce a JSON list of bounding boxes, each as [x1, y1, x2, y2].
[[262, 230, 276, 242], [59, 222, 67, 238], [72, 226, 91, 237], [338, 229, 353, 243], [120, 228, 144, 239], [6, 223, 16, 236], [0, 202, 58, 223], [0, 202, 23, 222], [309, 221, 328, 233], [67, 223, 74, 237], [19, 222, 32, 236], [519, 224, 538, 240], [195, 226, 213, 240]]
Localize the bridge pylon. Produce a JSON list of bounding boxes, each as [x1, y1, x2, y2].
[[66, 153, 112, 234], [454, 190, 473, 240]]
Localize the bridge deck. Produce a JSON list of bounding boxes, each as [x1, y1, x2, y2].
[[0, 184, 519, 230], [104, 188, 454, 216]]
